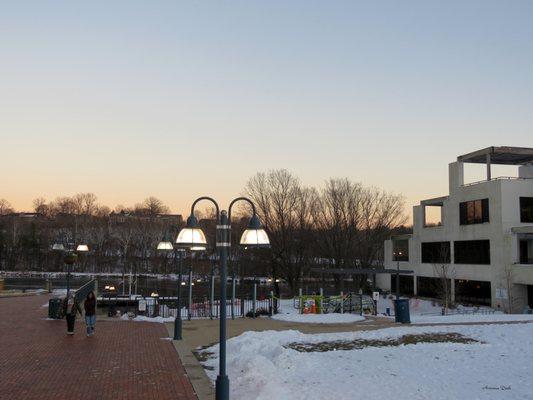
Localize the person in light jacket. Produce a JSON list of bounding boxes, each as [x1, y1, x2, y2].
[[62, 293, 82, 335]]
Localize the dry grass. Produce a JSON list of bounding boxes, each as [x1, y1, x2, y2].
[[286, 332, 480, 352]]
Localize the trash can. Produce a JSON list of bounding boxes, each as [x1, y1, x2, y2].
[[48, 298, 63, 319], [394, 299, 410, 323]]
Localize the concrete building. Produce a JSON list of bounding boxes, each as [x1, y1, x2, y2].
[[378, 146, 533, 313]]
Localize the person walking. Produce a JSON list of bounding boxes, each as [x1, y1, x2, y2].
[[62, 293, 82, 335], [84, 291, 97, 337]]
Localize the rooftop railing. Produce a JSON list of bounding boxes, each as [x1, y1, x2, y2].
[[462, 176, 533, 187]]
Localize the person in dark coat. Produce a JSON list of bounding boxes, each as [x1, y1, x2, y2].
[[84, 291, 97, 337], [62, 293, 82, 335]]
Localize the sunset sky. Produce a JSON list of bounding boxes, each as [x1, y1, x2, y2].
[[1, 1, 532, 221]]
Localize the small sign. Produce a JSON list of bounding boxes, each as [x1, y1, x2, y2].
[[372, 291, 380, 301], [495, 288, 508, 300], [138, 299, 147, 312]]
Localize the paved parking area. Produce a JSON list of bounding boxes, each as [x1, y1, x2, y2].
[[0, 294, 197, 400]]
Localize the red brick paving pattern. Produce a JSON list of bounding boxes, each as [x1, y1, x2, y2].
[[0, 295, 198, 400]]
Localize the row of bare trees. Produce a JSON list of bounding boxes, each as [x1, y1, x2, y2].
[[1, 171, 407, 294], [0, 195, 179, 276]]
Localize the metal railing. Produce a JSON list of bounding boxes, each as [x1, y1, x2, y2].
[[462, 176, 533, 187], [97, 294, 273, 319], [75, 279, 97, 302]]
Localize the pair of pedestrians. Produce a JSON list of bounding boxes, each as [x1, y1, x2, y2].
[[62, 291, 97, 336]]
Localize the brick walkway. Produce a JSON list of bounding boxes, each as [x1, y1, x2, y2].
[[0, 294, 198, 400]]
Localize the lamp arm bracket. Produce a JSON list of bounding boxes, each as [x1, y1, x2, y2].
[[191, 196, 220, 221], [228, 196, 256, 222]]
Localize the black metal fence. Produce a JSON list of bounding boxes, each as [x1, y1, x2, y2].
[[98, 294, 274, 319]]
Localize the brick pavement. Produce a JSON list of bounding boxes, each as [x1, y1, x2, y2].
[[0, 294, 198, 400]]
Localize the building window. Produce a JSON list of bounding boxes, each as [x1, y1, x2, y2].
[[520, 239, 533, 264], [459, 199, 489, 225], [520, 197, 533, 223], [392, 240, 409, 261], [421, 242, 450, 264], [391, 275, 414, 295], [454, 240, 490, 264], [455, 279, 491, 306]]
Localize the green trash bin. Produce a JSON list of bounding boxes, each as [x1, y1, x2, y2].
[[48, 298, 63, 319], [394, 299, 410, 323]]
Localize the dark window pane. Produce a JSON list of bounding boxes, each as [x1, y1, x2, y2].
[[467, 202, 475, 224], [482, 199, 490, 222], [454, 240, 490, 264], [459, 199, 489, 225], [459, 202, 467, 225], [474, 200, 482, 223], [520, 197, 533, 223], [455, 279, 491, 306], [421, 242, 450, 263], [392, 239, 409, 261]]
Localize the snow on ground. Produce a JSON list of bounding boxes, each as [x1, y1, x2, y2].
[[412, 313, 533, 324], [273, 299, 365, 324], [131, 315, 175, 323], [272, 312, 365, 324], [200, 323, 533, 400], [375, 296, 533, 324]]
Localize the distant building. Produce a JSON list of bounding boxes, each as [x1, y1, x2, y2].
[[378, 146, 533, 312], [109, 211, 183, 225]]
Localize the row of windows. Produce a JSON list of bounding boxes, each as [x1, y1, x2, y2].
[[456, 197, 533, 225], [421, 240, 491, 265]]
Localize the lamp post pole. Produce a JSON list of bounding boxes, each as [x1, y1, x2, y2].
[[174, 248, 184, 340], [216, 210, 230, 400], [395, 251, 402, 300]]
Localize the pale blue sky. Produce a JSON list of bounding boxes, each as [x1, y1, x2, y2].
[[1, 1, 532, 220]]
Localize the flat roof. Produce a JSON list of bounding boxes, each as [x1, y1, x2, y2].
[[458, 146, 533, 165]]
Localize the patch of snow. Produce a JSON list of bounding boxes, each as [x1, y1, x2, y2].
[[273, 299, 365, 324], [200, 323, 533, 400], [272, 312, 364, 324], [132, 315, 175, 323], [412, 313, 533, 324]]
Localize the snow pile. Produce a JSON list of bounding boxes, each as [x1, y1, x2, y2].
[[272, 299, 365, 324], [200, 323, 533, 400], [272, 312, 364, 324], [132, 315, 175, 323]]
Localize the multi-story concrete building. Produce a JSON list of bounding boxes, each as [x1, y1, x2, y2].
[[378, 146, 533, 313]]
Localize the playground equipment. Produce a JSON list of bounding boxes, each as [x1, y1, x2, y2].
[[296, 292, 375, 315]]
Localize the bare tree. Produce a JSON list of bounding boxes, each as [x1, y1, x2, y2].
[[32, 198, 49, 216], [245, 169, 316, 294], [135, 197, 170, 216], [0, 199, 14, 215], [432, 244, 454, 314]]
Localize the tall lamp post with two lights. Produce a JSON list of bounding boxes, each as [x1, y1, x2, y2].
[[52, 236, 89, 299], [176, 196, 269, 400]]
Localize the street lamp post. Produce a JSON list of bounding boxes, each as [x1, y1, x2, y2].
[[394, 250, 403, 300], [177, 196, 269, 400]]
